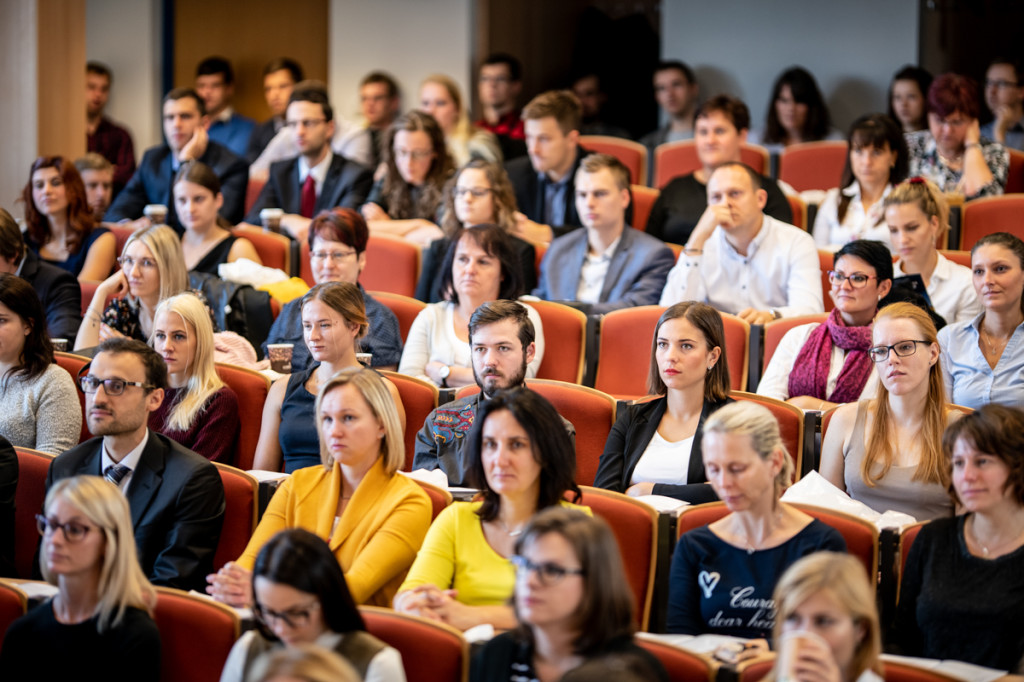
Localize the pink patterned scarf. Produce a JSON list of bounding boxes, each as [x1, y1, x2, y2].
[[787, 308, 874, 403]]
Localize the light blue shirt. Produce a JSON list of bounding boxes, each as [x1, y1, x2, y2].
[[938, 312, 1024, 409], [541, 171, 570, 227], [981, 119, 1024, 152]]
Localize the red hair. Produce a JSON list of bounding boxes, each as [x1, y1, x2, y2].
[[22, 156, 96, 254]]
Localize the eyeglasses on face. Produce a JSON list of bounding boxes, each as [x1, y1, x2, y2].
[[510, 555, 584, 586], [79, 375, 155, 395], [868, 339, 930, 363], [254, 600, 321, 629], [394, 148, 434, 161], [36, 514, 96, 543], [828, 270, 876, 289], [453, 187, 493, 199], [117, 256, 157, 270], [310, 250, 357, 263]]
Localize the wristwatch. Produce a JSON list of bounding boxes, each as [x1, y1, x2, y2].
[[439, 364, 450, 388]]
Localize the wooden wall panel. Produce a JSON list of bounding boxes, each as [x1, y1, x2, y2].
[[37, 0, 87, 160]]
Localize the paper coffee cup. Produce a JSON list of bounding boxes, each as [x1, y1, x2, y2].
[[144, 204, 168, 224], [777, 630, 828, 682], [267, 343, 294, 373], [260, 208, 284, 233], [356, 352, 372, 367], [51, 338, 68, 352]]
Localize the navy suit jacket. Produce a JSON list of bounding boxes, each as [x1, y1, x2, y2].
[[533, 226, 675, 315], [505, 147, 589, 240], [105, 141, 249, 230], [19, 250, 82, 341], [46, 431, 225, 591], [244, 154, 373, 225], [246, 118, 279, 163]]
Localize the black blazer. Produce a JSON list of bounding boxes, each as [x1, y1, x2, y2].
[[19, 249, 82, 341], [245, 118, 279, 163], [0, 436, 15, 578], [46, 431, 225, 591], [505, 146, 591, 240], [244, 154, 373, 225], [592, 395, 732, 503]]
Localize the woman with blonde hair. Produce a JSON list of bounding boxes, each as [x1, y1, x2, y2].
[[208, 368, 430, 609], [821, 302, 960, 520], [885, 177, 980, 325], [0, 475, 160, 680], [767, 552, 883, 682], [667, 401, 845, 638], [419, 74, 502, 167], [250, 644, 360, 682], [149, 292, 240, 462], [75, 224, 192, 350]]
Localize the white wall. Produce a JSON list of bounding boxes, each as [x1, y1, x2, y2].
[[662, 0, 919, 135], [328, 0, 472, 125], [0, 2, 39, 207]]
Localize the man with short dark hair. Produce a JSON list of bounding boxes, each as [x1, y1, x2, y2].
[[982, 57, 1024, 151], [476, 53, 526, 160], [244, 88, 373, 243], [195, 56, 255, 158], [0, 207, 81, 340], [74, 153, 115, 221], [360, 71, 401, 168], [105, 88, 249, 231], [534, 154, 674, 314], [414, 300, 574, 486], [247, 57, 305, 162], [46, 338, 225, 591], [639, 61, 699, 151], [86, 61, 136, 196]]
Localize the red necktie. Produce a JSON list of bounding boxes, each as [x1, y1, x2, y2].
[[300, 174, 316, 218]]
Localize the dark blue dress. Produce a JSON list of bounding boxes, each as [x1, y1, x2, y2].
[[27, 226, 111, 278], [278, 366, 321, 473]]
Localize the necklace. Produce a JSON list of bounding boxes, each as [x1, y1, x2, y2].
[[735, 510, 783, 555], [499, 518, 526, 537], [980, 326, 1011, 358], [969, 515, 1024, 558]]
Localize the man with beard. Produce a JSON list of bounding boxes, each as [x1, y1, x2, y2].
[[413, 300, 574, 486]]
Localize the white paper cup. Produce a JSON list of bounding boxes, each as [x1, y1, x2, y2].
[[776, 630, 828, 682], [51, 338, 67, 352], [144, 204, 168, 224], [260, 207, 284, 233], [356, 352, 372, 367], [267, 343, 294, 373]]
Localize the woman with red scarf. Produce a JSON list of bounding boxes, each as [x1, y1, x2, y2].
[[757, 240, 893, 411]]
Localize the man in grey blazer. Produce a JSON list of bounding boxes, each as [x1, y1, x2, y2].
[[45, 338, 224, 592], [532, 154, 675, 315]]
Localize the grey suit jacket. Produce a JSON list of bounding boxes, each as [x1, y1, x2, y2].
[[533, 226, 675, 314], [45, 431, 225, 591], [244, 153, 373, 225]]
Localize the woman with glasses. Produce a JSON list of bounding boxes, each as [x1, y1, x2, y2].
[[938, 232, 1024, 410], [757, 241, 893, 411], [209, 368, 428, 608], [254, 282, 405, 473], [219, 528, 404, 682], [148, 293, 239, 463], [173, 161, 261, 275], [470, 507, 667, 682], [21, 155, 117, 281], [667, 401, 845, 638], [905, 73, 1008, 200], [885, 177, 981, 325], [415, 159, 536, 302], [0, 475, 159, 680], [396, 388, 586, 632], [0, 273, 81, 455], [361, 111, 454, 247], [821, 302, 959, 520]]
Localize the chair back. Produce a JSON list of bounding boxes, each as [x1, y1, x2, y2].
[[368, 291, 427, 345], [721, 313, 750, 393], [630, 185, 659, 232], [762, 314, 830, 370], [154, 586, 241, 682], [54, 352, 92, 443], [778, 141, 849, 192], [579, 135, 649, 186], [959, 194, 1024, 250], [412, 478, 453, 522], [529, 300, 587, 384], [654, 141, 769, 188], [379, 371, 439, 471], [730, 391, 806, 480], [211, 463, 258, 572], [234, 225, 294, 275], [577, 487, 658, 630], [1006, 148, 1024, 193], [362, 235, 422, 297], [533, 242, 547, 285], [883, 660, 963, 682], [14, 447, 55, 578], [244, 178, 267, 215], [360, 606, 468, 682], [0, 581, 27, 650], [818, 249, 835, 312], [736, 654, 777, 682], [938, 249, 971, 268], [787, 193, 808, 230], [636, 637, 718, 681], [898, 520, 928, 579], [215, 363, 271, 470]]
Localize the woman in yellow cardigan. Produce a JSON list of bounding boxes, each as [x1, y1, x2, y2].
[[394, 387, 588, 631], [207, 368, 430, 607]]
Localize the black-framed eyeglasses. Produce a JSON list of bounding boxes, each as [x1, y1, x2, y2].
[[310, 250, 357, 262], [36, 514, 96, 543], [828, 271, 876, 289], [868, 339, 930, 363], [510, 555, 584, 586], [254, 600, 321, 629], [79, 376, 155, 395]]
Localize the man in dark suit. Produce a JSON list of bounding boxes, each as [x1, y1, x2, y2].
[[0, 207, 81, 340], [243, 88, 373, 243], [246, 58, 304, 163], [533, 154, 674, 315], [105, 88, 249, 232], [46, 338, 224, 591]]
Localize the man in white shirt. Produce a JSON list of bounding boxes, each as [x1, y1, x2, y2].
[[660, 162, 823, 323]]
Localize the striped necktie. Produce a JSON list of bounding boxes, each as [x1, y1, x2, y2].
[[104, 463, 130, 487]]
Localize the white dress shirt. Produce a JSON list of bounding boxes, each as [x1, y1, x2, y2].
[[812, 182, 893, 252], [575, 234, 622, 304], [893, 253, 982, 326], [298, 150, 334, 197], [100, 428, 150, 494]]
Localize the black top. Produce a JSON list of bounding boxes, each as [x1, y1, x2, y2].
[[414, 234, 537, 303], [189, 235, 237, 276], [0, 435, 15, 578], [0, 600, 160, 681]]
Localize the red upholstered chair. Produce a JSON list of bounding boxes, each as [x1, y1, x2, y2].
[[14, 448, 54, 578], [762, 313, 830, 369], [1005, 148, 1024, 193], [244, 178, 267, 215], [369, 291, 427, 345], [959, 194, 1024, 250], [778, 141, 848, 192], [577, 486, 658, 630], [211, 463, 258, 572], [54, 352, 91, 443], [730, 391, 806, 480], [79, 280, 99, 316], [0, 581, 27, 649], [654, 141, 769, 188], [299, 241, 315, 287], [787, 193, 808, 230], [637, 637, 718, 681], [883, 660, 963, 682], [234, 225, 293, 275], [818, 249, 835, 312], [529, 300, 587, 384], [580, 135, 649, 186], [631, 185, 659, 232], [938, 249, 971, 268], [736, 654, 777, 682], [362, 235, 422, 297], [721, 313, 751, 393], [379, 371, 439, 471], [360, 606, 468, 682], [154, 587, 241, 682], [412, 478, 453, 522], [897, 520, 929, 604], [215, 363, 271, 470], [108, 223, 136, 260]]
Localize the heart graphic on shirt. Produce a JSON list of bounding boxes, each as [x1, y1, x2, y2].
[[698, 571, 720, 598]]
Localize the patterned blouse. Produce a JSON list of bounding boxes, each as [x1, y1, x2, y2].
[[101, 290, 218, 342], [905, 131, 1008, 199]]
